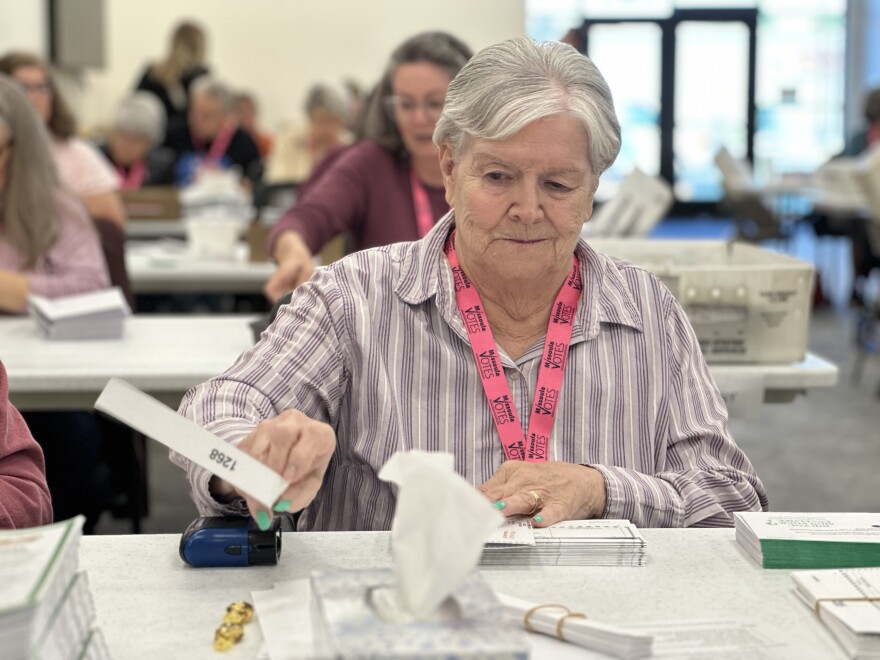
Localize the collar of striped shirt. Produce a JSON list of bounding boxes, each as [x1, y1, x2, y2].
[[393, 211, 644, 356]]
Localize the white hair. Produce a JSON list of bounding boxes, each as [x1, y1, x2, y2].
[[190, 76, 234, 112], [113, 92, 166, 145], [434, 38, 621, 177]]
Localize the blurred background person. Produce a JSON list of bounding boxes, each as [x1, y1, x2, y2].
[[100, 92, 175, 190], [234, 91, 273, 160], [0, 74, 110, 313], [266, 81, 352, 184], [342, 78, 367, 136], [264, 31, 472, 301], [165, 77, 262, 187], [135, 21, 209, 143], [0, 75, 111, 531], [0, 52, 126, 227], [0, 361, 53, 530], [841, 87, 880, 157]]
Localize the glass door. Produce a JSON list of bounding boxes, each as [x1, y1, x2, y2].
[[580, 8, 758, 214]]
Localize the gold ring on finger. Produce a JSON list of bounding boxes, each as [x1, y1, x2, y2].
[[526, 490, 544, 516]]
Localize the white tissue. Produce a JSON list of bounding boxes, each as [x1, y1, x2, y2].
[[378, 451, 504, 619]]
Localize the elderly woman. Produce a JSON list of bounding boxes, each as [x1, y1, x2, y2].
[[164, 77, 262, 186], [100, 92, 175, 190], [175, 38, 767, 532], [0, 53, 126, 227], [265, 82, 353, 184]]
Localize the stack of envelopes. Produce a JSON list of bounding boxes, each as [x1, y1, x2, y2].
[[481, 519, 647, 567]]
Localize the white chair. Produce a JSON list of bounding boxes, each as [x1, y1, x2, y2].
[[581, 167, 673, 239]]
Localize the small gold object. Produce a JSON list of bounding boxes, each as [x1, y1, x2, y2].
[[526, 490, 544, 516], [226, 601, 254, 624], [213, 602, 254, 652], [213, 635, 236, 652]]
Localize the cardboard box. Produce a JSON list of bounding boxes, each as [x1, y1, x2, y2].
[[589, 239, 815, 364], [120, 187, 180, 220]]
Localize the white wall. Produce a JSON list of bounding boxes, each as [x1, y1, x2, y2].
[[0, 0, 46, 53], [2, 0, 525, 132]]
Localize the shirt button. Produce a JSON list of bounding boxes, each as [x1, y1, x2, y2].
[[509, 371, 520, 381]]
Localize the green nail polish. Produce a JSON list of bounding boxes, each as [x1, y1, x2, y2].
[[493, 501, 506, 510], [257, 510, 271, 531], [532, 515, 543, 523], [273, 499, 291, 513]]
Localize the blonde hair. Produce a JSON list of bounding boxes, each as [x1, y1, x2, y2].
[[0, 74, 61, 267], [150, 22, 206, 109]]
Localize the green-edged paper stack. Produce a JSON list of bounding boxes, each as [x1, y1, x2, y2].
[[734, 512, 880, 569]]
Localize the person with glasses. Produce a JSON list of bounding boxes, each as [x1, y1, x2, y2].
[[263, 32, 472, 302], [0, 52, 126, 227]]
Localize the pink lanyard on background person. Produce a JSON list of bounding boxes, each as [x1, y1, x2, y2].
[[193, 122, 235, 165], [444, 231, 582, 463], [116, 161, 146, 191], [410, 168, 438, 238]]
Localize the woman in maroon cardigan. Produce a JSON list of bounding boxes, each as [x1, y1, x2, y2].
[[264, 32, 472, 302], [0, 362, 52, 529]]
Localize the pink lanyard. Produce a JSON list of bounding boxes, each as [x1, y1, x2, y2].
[[444, 231, 582, 463], [116, 161, 146, 191], [193, 122, 235, 165], [410, 168, 439, 238]]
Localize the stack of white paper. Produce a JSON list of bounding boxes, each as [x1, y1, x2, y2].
[[498, 593, 653, 659], [481, 520, 647, 567], [28, 288, 131, 340], [792, 567, 880, 659], [0, 517, 109, 659]]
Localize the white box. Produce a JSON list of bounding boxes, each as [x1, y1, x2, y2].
[[588, 240, 814, 364]]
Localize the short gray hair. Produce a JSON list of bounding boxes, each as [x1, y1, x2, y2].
[[434, 38, 621, 177], [113, 92, 165, 145], [304, 82, 347, 119], [190, 76, 234, 112]]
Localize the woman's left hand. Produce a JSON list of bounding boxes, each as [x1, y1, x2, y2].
[[478, 461, 607, 527]]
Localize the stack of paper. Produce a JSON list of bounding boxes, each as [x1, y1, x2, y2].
[[734, 512, 880, 569], [0, 517, 110, 659], [481, 520, 647, 567], [28, 288, 131, 340], [792, 568, 880, 659], [499, 593, 653, 659]]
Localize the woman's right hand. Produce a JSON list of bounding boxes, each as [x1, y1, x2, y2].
[[263, 231, 316, 303], [211, 409, 336, 529]]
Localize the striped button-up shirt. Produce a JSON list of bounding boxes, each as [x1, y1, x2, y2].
[[174, 213, 768, 530]]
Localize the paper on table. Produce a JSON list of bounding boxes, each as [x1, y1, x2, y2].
[[253, 580, 322, 660], [95, 378, 289, 509], [498, 593, 652, 659], [377, 451, 504, 619], [28, 288, 131, 321]]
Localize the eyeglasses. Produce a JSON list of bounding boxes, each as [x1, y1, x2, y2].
[[18, 82, 52, 96], [384, 96, 445, 122]]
